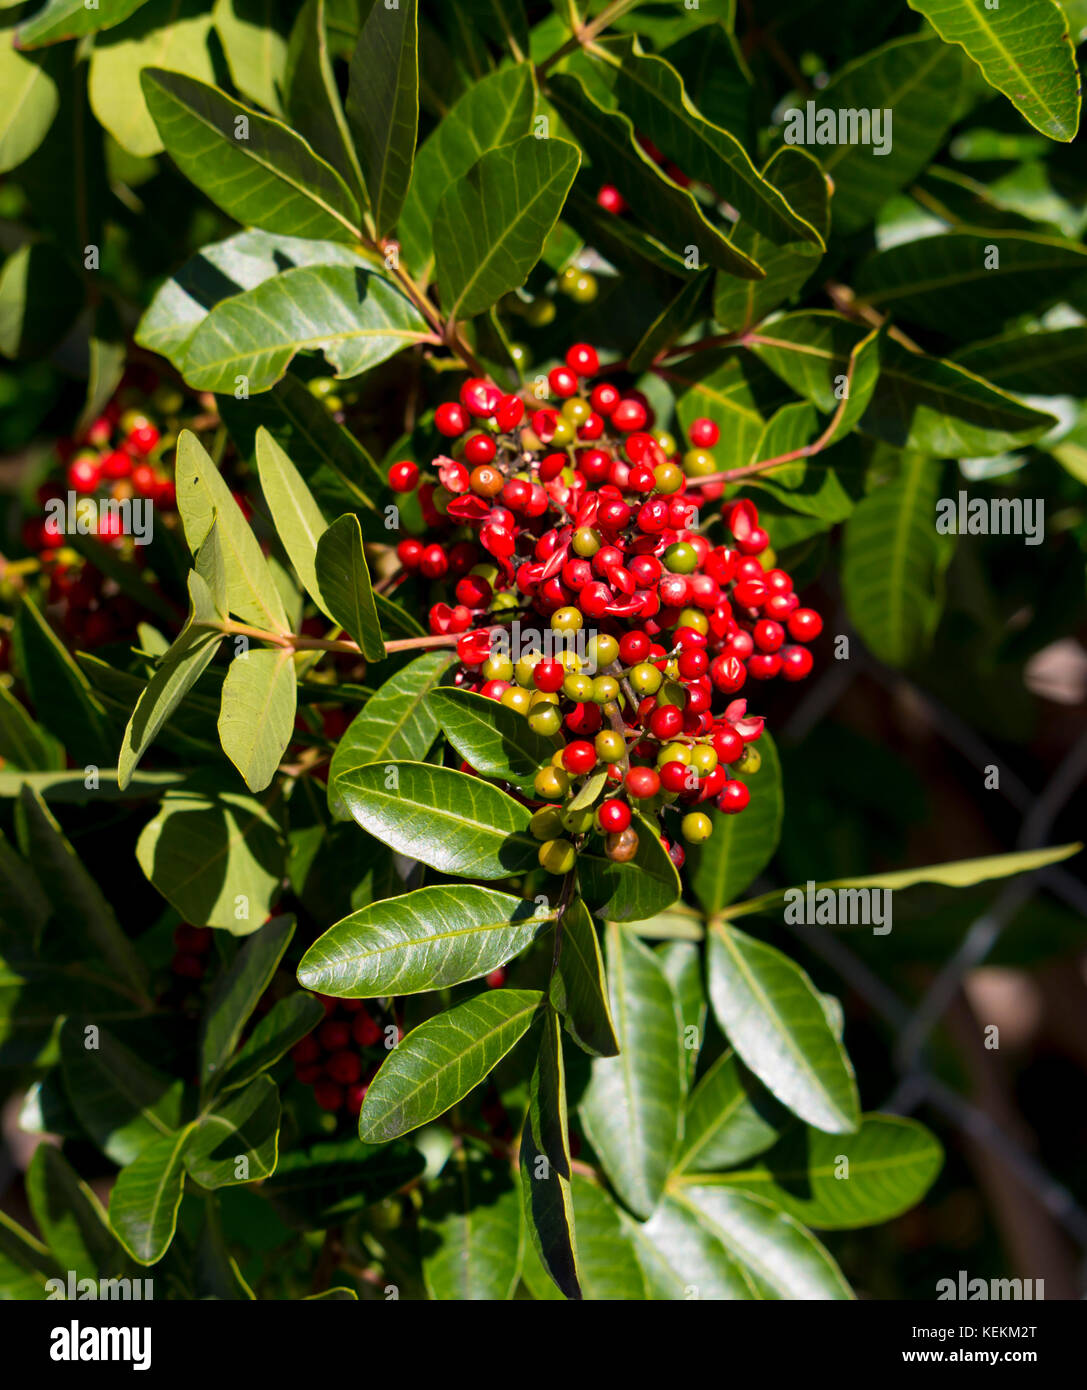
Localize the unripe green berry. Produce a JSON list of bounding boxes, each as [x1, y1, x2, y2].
[[587, 633, 619, 669], [736, 744, 761, 775], [681, 811, 713, 844], [572, 527, 602, 557], [550, 417, 575, 446], [653, 461, 684, 494], [514, 653, 543, 687], [657, 742, 691, 767], [689, 744, 718, 777], [595, 729, 626, 763], [539, 838, 577, 874], [571, 273, 598, 304], [483, 654, 514, 682], [561, 806, 595, 834], [551, 606, 584, 633], [563, 672, 594, 703], [562, 398, 591, 426], [534, 766, 570, 800], [592, 675, 619, 704], [663, 542, 698, 575], [502, 687, 532, 716], [524, 297, 556, 327], [629, 662, 663, 695], [683, 448, 716, 478], [654, 431, 677, 456], [530, 806, 565, 841], [528, 705, 562, 737], [677, 607, 709, 635]]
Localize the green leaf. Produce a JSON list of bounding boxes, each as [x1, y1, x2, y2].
[[400, 61, 536, 281], [0, 681, 64, 771], [285, 0, 366, 202], [118, 571, 224, 790], [255, 425, 331, 617], [578, 813, 682, 923], [951, 326, 1087, 395], [0, 29, 59, 172], [327, 651, 455, 819], [671, 350, 791, 462], [0, 1209, 58, 1299], [521, 1174, 647, 1300], [687, 732, 782, 914], [337, 761, 537, 880], [855, 230, 1087, 338], [217, 990, 325, 1093], [634, 1195, 759, 1299], [707, 923, 859, 1134], [703, 1114, 943, 1228], [908, 0, 1080, 141], [674, 1049, 785, 1175], [579, 924, 683, 1218], [842, 453, 948, 667], [422, 1149, 524, 1300], [213, 0, 289, 115], [109, 1128, 190, 1265], [358, 988, 543, 1141], [218, 646, 297, 792], [299, 885, 552, 997], [175, 431, 289, 633], [346, 0, 418, 237], [548, 72, 762, 279], [88, 0, 216, 158], [520, 1006, 580, 1300], [16, 0, 148, 47], [17, 785, 150, 1000], [313, 512, 385, 661], [14, 596, 113, 766], [427, 687, 557, 795], [262, 1137, 425, 1227], [713, 147, 828, 333], [184, 1076, 280, 1188], [786, 35, 967, 234], [201, 914, 296, 1088], [59, 1020, 183, 1166], [434, 134, 580, 321], [727, 843, 1083, 920], [141, 68, 361, 240], [550, 898, 618, 1059], [750, 314, 1056, 456], [26, 1145, 121, 1278], [657, 939, 705, 1085], [0, 824, 50, 938], [0, 242, 83, 358], [135, 782, 285, 931], [591, 35, 822, 249], [181, 264, 431, 394], [670, 1185, 853, 1298], [627, 270, 711, 374]]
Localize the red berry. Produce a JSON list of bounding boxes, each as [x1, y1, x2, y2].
[[127, 423, 160, 455], [597, 799, 631, 833], [436, 401, 470, 437], [712, 727, 744, 764], [659, 760, 691, 793], [420, 544, 448, 579], [397, 537, 424, 569], [618, 631, 650, 665], [649, 705, 683, 740], [717, 780, 750, 814], [171, 952, 204, 980], [754, 619, 785, 653], [566, 343, 600, 376], [174, 924, 212, 953], [549, 366, 578, 398], [326, 1049, 362, 1084], [389, 460, 419, 491], [612, 398, 648, 433], [688, 418, 719, 448], [562, 741, 597, 775], [781, 645, 814, 680], [485, 967, 507, 988], [313, 1081, 344, 1112], [533, 659, 565, 693], [464, 433, 496, 465], [625, 765, 660, 799], [345, 1083, 368, 1115], [319, 1020, 350, 1051], [99, 450, 132, 479], [67, 457, 100, 494], [596, 184, 627, 215], [291, 1036, 320, 1066], [788, 608, 823, 642], [747, 653, 782, 680], [461, 378, 502, 418], [590, 383, 620, 416]]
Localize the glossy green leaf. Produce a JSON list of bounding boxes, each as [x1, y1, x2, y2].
[[89, 0, 216, 158], [16, 0, 147, 47], [346, 0, 418, 236], [184, 1076, 280, 1188], [217, 991, 325, 1093], [856, 230, 1087, 338], [175, 431, 289, 633], [671, 350, 791, 461], [951, 326, 1087, 395], [842, 452, 948, 667], [707, 923, 859, 1134], [109, 1128, 190, 1265], [656, 939, 705, 1085], [675, 1049, 785, 1175], [635, 1195, 758, 1299], [578, 813, 682, 924], [141, 68, 361, 241], [908, 0, 1080, 141], [358, 988, 543, 1141], [520, 1006, 580, 1300], [427, 687, 557, 794], [400, 62, 536, 280], [119, 571, 224, 789], [0, 29, 59, 172], [300, 885, 552, 996], [789, 35, 967, 234], [338, 761, 537, 880], [676, 1185, 852, 1298], [627, 270, 711, 373], [550, 898, 618, 1059], [547, 72, 762, 279], [434, 135, 580, 321], [592, 35, 822, 248], [688, 732, 782, 914], [255, 426, 331, 617], [0, 242, 83, 358], [17, 785, 149, 999], [521, 1175, 647, 1301], [327, 651, 455, 819], [60, 1020, 183, 1166], [218, 646, 297, 793], [26, 1145, 121, 1278], [0, 682, 63, 771], [213, 0, 289, 115], [0, 1209, 58, 1299], [704, 1114, 943, 1228], [201, 914, 296, 1088], [136, 783, 285, 931], [727, 843, 1083, 920], [579, 924, 683, 1218], [423, 1148, 524, 1300], [14, 597, 113, 767], [314, 512, 384, 661], [181, 264, 431, 394]]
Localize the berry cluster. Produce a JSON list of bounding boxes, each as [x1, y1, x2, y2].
[[291, 996, 399, 1116], [387, 346, 823, 872]]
